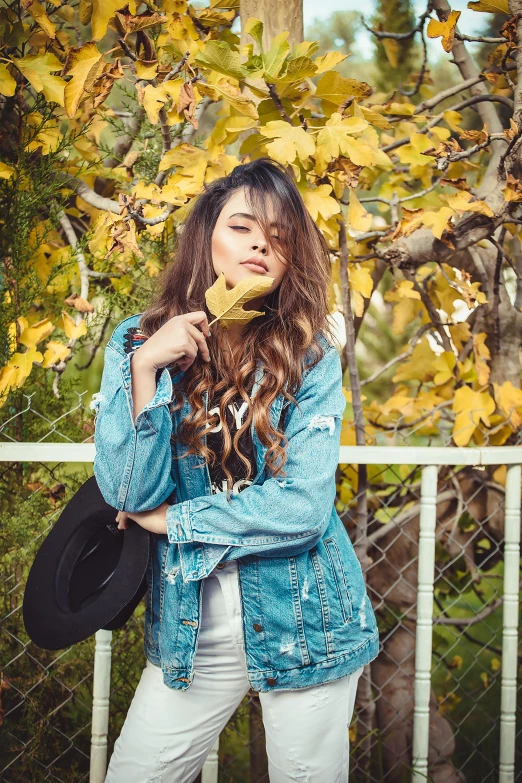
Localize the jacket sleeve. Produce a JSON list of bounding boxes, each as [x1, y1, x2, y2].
[[92, 317, 177, 512], [165, 344, 346, 582]]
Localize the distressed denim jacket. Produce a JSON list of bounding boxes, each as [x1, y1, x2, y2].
[[91, 313, 380, 692]]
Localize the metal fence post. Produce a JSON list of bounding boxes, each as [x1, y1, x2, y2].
[[499, 462, 521, 783], [90, 629, 113, 783], [412, 464, 438, 782]]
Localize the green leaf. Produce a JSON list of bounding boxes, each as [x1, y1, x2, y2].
[[244, 17, 264, 53], [194, 40, 247, 81]]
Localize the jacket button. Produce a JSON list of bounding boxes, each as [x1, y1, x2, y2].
[[253, 623, 263, 632], [266, 677, 277, 686]]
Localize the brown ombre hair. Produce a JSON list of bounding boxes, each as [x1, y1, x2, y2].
[[140, 157, 337, 499]]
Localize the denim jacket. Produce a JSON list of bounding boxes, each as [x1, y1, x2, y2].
[[91, 313, 380, 692]]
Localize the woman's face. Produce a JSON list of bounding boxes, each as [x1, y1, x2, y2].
[[211, 187, 288, 297]]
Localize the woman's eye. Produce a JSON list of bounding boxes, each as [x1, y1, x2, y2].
[[231, 225, 248, 231]]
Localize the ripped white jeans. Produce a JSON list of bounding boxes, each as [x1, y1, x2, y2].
[[104, 559, 364, 783]]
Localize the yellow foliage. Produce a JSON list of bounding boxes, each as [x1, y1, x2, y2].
[[17, 316, 55, 348], [60, 311, 87, 339], [452, 386, 495, 446], [258, 121, 315, 165], [205, 272, 274, 329], [41, 340, 71, 368], [0, 347, 44, 408], [492, 380, 522, 429], [15, 52, 65, 106], [427, 11, 461, 52]]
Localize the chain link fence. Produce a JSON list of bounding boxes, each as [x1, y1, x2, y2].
[[1, 390, 521, 782]]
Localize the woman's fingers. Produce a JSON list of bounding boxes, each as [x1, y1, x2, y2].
[[116, 510, 130, 530]]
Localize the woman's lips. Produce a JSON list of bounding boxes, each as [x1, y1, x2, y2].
[[241, 261, 268, 274]]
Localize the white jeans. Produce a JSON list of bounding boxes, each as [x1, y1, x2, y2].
[[105, 559, 364, 783]]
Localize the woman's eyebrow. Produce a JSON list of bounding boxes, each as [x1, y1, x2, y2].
[[228, 211, 278, 227]]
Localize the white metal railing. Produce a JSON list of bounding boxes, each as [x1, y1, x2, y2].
[[1, 442, 520, 782]]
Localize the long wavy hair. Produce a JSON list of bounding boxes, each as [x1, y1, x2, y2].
[[140, 157, 337, 499]]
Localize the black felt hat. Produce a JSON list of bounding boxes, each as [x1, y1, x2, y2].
[[23, 475, 150, 650]]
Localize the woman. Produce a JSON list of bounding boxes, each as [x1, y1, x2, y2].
[[92, 158, 380, 782]]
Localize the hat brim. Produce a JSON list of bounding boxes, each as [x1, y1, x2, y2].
[[23, 476, 150, 650]]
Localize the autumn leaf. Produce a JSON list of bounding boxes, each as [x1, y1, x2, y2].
[[60, 312, 87, 339], [0, 63, 17, 97], [194, 40, 247, 81], [427, 10, 461, 52], [17, 316, 55, 348], [0, 347, 44, 407], [0, 162, 16, 179], [40, 340, 71, 368], [452, 385, 495, 446], [493, 380, 522, 428], [347, 188, 372, 232], [15, 52, 66, 106], [473, 333, 491, 386], [91, 0, 128, 40], [63, 41, 104, 118], [22, 0, 57, 38], [258, 120, 315, 165], [299, 183, 340, 221], [467, 0, 509, 12], [205, 272, 274, 329], [64, 293, 95, 312]]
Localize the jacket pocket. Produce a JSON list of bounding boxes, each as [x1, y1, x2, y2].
[[324, 537, 353, 623]]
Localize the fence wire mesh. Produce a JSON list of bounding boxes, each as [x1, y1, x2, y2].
[[1, 390, 521, 782]]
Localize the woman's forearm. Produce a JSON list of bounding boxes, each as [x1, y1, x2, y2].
[[130, 351, 159, 425]]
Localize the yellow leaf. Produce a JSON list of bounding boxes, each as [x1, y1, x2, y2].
[[198, 80, 258, 119], [63, 41, 103, 118], [0, 161, 16, 179], [142, 204, 168, 236], [347, 188, 372, 232], [427, 10, 461, 52], [452, 386, 495, 446], [135, 60, 159, 80], [493, 380, 522, 428], [0, 63, 17, 97], [313, 51, 349, 75], [0, 347, 43, 407], [17, 316, 55, 348], [258, 120, 315, 165], [23, 0, 56, 38], [382, 38, 399, 68], [299, 183, 340, 221], [205, 271, 274, 329], [444, 190, 494, 217], [432, 351, 456, 385], [349, 265, 374, 317], [384, 280, 421, 303], [41, 340, 71, 368], [60, 311, 87, 339], [349, 266, 374, 299], [15, 52, 66, 105], [467, 0, 509, 12], [342, 387, 367, 403], [473, 333, 491, 386], [24, 113, 63, 154], [91, 0, 127, 40], [392, 337, 437, 383], [315, 71, 372, 114], [422, 207, 454, 239], [315, 112, 369, 166]]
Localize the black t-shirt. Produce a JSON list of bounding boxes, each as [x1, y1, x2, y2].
[[206, 389, 257, 495]]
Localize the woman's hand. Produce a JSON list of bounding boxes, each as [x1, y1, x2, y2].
[[116, 501, 169, 535], [134, 311, 211, 373]]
